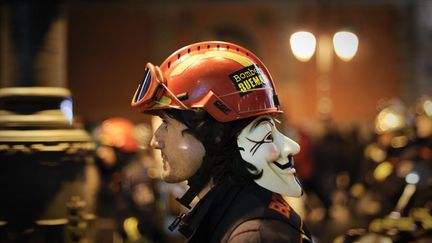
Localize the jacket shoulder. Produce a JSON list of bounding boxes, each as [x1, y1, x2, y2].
[[228, 219, 298, 243]]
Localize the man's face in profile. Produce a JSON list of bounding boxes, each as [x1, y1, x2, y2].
[[151, 112, 205, 183]]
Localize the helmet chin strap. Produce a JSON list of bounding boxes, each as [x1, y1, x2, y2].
[[167, 153, 214, 233], [176, 154, 214, 209]]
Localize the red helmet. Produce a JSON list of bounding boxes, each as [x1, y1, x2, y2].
[[131, 41, 282, 122], [97, 117, 138, 153]]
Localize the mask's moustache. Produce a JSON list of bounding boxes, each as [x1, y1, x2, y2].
[[272, 155, 294, 169]]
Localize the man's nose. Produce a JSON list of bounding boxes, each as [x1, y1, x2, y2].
[[150, 135, 164, 149]]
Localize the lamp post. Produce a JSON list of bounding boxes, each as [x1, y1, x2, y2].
[[290, 30, 359, 119]]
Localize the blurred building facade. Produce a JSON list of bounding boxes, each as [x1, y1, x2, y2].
[[60, 0, 432, 126]]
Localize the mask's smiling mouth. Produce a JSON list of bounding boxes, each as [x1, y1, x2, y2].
[[273, 155, 294, 170]]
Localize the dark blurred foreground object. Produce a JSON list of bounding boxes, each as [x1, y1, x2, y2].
[[0, 0, 99, 242], [0, 87, 99, 243]]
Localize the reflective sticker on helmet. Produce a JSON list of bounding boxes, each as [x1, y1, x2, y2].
[[229, 65, 269, 96]]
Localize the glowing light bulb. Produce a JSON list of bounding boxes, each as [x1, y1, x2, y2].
[[333, 31, 359, 61], [290, 31, 316, 62]]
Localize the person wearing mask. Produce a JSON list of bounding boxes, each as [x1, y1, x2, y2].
[[130, 41, 313, 242]]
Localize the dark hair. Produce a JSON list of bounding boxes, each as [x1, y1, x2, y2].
[[165, 109, 262, 185]]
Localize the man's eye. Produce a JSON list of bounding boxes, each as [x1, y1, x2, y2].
[[161, 120, 168, 129]]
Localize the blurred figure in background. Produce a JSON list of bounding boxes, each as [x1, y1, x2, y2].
[[310, 121, 346, 217], [334, 97, 432, 243], [357, 99, 415, 218], [307, 119, 368, 243], [405, 96, 432, 210], [93, 117, 166, 243]]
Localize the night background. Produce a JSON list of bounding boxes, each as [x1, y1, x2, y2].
[[0, 0, 431, 242]]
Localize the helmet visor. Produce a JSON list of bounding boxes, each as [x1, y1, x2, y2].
[[134, 68, 152, 103], [131, 62, 165, 108], [131, 62, 189, 111]]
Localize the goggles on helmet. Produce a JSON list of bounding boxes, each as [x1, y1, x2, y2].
[[131, 62, 188, 111]]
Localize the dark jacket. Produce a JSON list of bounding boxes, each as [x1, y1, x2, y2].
[[171, 178, 313, 242]]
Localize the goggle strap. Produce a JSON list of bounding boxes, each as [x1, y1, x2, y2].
[[158, 82, 189, 109]]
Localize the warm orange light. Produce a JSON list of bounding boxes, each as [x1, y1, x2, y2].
[[375, 108, 405, 134], [423, 99, 432, 116], [333, 31, 359, 61], [290, 31, 316, 62]]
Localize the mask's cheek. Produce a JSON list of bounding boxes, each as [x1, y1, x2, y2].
[[240, 144, 280, 171], [264, 143, 281, 162]]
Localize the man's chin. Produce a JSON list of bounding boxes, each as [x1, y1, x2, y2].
[[162, 173, 174, 183], [163, 178, 177, 183], [162, 173, 184, 183]]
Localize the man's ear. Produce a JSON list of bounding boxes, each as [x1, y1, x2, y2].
[[181, 128, 193, 137]]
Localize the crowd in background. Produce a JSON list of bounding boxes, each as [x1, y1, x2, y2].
[[86, 95, 432, 243]]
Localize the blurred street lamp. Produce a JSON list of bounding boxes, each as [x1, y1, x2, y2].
[[290, 30, 359, 63], [290, 30, 359, 117], [333, 31, 359, 61], [290, 31, 317, 62]]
